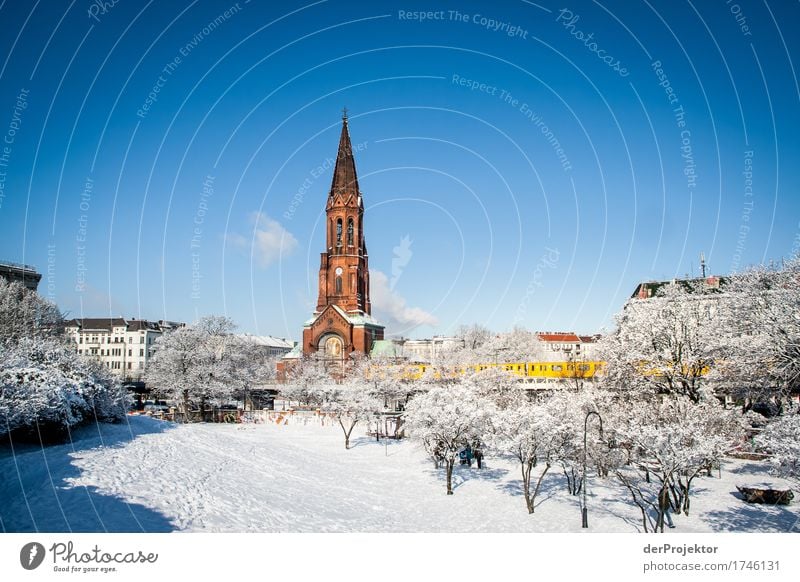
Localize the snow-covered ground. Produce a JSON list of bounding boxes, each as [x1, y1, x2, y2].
[[1, 415, 798, 533]]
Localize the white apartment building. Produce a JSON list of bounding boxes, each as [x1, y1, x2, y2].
[[64, 318, 184, 382]]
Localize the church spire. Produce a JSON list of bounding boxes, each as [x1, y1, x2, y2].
[[301, 110, 384, 358], [329, 109, 360, 199]]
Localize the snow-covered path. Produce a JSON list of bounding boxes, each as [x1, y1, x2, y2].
[[2, 415, 798, 533]]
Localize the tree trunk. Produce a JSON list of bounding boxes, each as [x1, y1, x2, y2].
[[339, 418, 357, 450], [446, 459, 454, 495], [522, 460, 534, 514], [656, 480, 675, 532], [529, 462, 551, 514], [182, 389, 190, 423]]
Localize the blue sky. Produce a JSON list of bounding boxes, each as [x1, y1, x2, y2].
[[0, 0, 798, 340]]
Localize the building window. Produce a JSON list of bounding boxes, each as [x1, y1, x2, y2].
[[79, 337, 83, 344], [128, 337, 132, 343], [140, 349, 144, 357], [127, 362, 132, 370], [139, 362, 144, 369], [128, 349, 132, 356], [335, 276, 342, 294], [140, 337, 144, 343], [347, 218, 353, 246], [336, 219, 342, 246]]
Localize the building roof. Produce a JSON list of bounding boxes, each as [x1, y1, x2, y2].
[[127, 319, 161, 331], [239, 333, 294, 349], [65, 317, 127, 331], [370, 339, 403, 358], [283, 343, 302, 359], [329, 111, 360, 200], [0, 260, 39, 274], [537, 332, 582, 343], [64, 317, 182, 332], [304, 304, 383, 328]]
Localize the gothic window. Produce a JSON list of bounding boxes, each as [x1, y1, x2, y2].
[[347, 218, 354, 246], [336, 219, 342, 246], [335, 275, 342, 294]]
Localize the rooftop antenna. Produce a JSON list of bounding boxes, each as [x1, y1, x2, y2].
[[700, 252, 707, 278]]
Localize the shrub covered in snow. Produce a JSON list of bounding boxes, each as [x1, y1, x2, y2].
[[0, 339, 129, 441]]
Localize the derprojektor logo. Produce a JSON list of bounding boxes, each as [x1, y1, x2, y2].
[[20, 542, 46, 570]]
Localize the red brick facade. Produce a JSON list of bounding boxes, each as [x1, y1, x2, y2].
[[302, 113, 384, 357]]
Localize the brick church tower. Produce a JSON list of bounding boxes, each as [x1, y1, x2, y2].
[[302, 112, 384, 358]]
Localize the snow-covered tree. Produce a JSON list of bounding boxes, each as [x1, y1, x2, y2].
[[491, 400, 560, 514], [461, 366, 527, 411], [543, 388, 610, 496], [404, 384, 495, 495], [365, 354, 413, 411], [754, 410, 800, 487], [321, 372, 381, 449], [714, 259, 800, 409], [145, 316, 241, 420], [0, 278, 63, 344], [145, 325, 204, 419], [598, 282, 721, 403], [481, 326, 544, 363], [228, 336, 279, 408], [455, 323, 492, 351], [279, 356, 334, 407], [191, 316, 240, 409], [0, 338, 129, 440], [607, 394, 743, 532]]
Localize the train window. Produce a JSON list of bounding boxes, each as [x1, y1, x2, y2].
[[579, 364, 590, 371], [567, 364, 574, 371], [552, 365, 562, 371]]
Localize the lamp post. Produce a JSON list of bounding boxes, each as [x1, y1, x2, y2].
[[582, 410, 603, 529]]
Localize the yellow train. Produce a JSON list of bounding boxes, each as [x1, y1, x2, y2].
[[373, 361, 606, 382]]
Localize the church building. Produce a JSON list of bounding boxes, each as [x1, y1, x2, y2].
[[301, 112, 385, 358]]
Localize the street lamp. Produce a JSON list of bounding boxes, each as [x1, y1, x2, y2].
[[582, 410, 603, 529]]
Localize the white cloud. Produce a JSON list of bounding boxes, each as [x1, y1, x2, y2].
[[370, 269, 438, 331], [228, 212, 298, 268]]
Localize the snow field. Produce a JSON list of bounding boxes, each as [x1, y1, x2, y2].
[[2, 415, 799, 533]]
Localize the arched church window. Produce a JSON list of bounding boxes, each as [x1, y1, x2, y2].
[[347, 218, 354, 246], [335, 275, 342, 294], [336, 219, 342, 246]]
